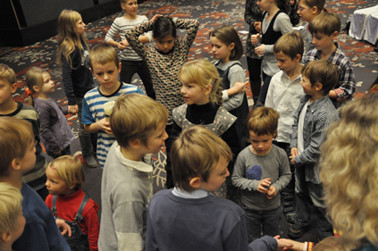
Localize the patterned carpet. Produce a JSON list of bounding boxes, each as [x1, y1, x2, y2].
[[0, 0, 377, 206]]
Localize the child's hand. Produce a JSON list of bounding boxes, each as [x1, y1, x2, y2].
[[253, 22, 262, 33], [68, 105, 78, 114], [117, 39, 129, 50], [257, 178, 271, 194], [255, 44, 265, 57], [228, 81, 249, 96], [266, 185, 277, 199], [251, 34, 260, 45], [290, 147, 299, 165], [151, 14, 163, 23], [98, 118, 113, 135], [273, 236, 296, 251], [56, 218, 72, 237]]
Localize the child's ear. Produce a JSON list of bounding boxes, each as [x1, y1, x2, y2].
[[295, 54, 301, 62], [32, 85, 40, 93], [129, 138, 142, 150], [331, 31, 339, 40], [11, 83, 17, 94], [311, 6, 319, 15], [228, 42, 235, 51], [314, 82, 323, 91], [11, 158, 23, 172], [189, 177, 201, 189], [204, 84, 213, 96], [118, 62, 122, 73], [1, 231, 11, 242]]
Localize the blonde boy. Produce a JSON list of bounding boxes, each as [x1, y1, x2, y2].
[[232, 107, 291, 241], [146, 126, 291, 251], [0, 182, 25, 251], [304, 12, 356, 107], [265, 31, 305, 223], [82, 43, 144, 168], [99, 93, 168, 251], [0, 117, 70, 251], [0, 63, 46, 196], [289, 60, 338, 240]]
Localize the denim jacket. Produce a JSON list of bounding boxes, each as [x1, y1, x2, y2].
[[290, 95, 337, 183]]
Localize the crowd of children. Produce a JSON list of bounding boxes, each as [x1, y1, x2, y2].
[[1, 0, 374, 250]]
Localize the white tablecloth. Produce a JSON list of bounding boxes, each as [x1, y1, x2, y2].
[[349, 5, 378, 44]]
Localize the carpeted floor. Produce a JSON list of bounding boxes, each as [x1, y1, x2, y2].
[[0, 0, 377, 243]]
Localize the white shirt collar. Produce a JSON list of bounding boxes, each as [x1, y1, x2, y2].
[[172, 187, 209, 199]]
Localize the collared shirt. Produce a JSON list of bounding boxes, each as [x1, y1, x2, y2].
[[172, 187, 209, 199], [303, 43, 356, 102], [265, 70, 304, 143]]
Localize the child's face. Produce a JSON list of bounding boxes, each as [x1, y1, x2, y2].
[[74, 17, 86, 36], [249, 131, 274, 156], [45, 167, 72, 195], [210, 36, 233, 62], [9, 210, 26, 243], [122, 0, 138, 17], [91, 61, 121, 93], [199, 156, 229, 192], [154, 35, 175, 54], [256, 0, 274, 11], [297, 1, 318, 22], [180, 80, 210, 105], [140, 121, 168, 154], [17, 142, 36, 174], [275, 52, 300, 74], [41, 72, 55, 94], [300, 75, 317, 96], [312, 32, 336, 52], [0, 78, 16, 106]]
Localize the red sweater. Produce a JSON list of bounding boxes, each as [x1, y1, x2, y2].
[[45, 189, 99, 251]]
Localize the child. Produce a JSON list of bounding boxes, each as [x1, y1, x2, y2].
[[232, 107, 291, 241], [209, 25, 250, 145], [26, 67, 75, 159], [82, 43, 144, 168], [251, 0, 293, 105], [125, 15, 199, 127], [45, 155, 99, 251], [0, 63, 47, 198], [146, 126, 292, 251], [105, 0, 155, 99], [99, 93, 168, 250], [320, 92, 378, 250], [57, 9, 97, 167], [245, 0, 263, 104], [264, 31, 305, 223], [0, 182, 25, 251], [304, 12, 356, 107], [172, 59, 242, 198], [0, 117, 70, 250], [296, 0, 325, 55], [289, 60, 338, 240]]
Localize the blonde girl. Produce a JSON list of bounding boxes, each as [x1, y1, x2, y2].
[[44, 155, 99, 251], [209, 25, 249, 145], [320, 92, 378, 251], [26, 67, 75, 158], [171, 59, 243, 199], [57, 9, 97, 167], [297, 0, 326, 54]]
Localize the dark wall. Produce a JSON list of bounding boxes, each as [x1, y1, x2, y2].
[[0, 0, 120, 46]]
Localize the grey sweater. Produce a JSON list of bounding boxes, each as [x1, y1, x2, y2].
[[232, 145, 291, 211]]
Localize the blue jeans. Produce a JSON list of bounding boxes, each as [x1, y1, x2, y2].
[[243, 205, 281, 242], [295, 167, 333, 240]]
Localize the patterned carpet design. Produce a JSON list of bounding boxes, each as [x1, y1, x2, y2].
[[0, 0, 377, 189]]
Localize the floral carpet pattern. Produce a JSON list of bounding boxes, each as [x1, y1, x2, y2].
[[0, 0, 377, 189]]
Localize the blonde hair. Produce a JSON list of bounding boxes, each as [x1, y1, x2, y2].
[[314, 236, 343, 251], [209, 25, 243, 60], [57, 9, 88, 69], [0, 117, 34, 176], [47, 155, 85, 189], [110, 93, 168, 148], [89, 43, 120, 69], [0, 63, 16, 85], [246, 107, 279, 136], [25, 67, 45, 94], [171, 126, 232, 192], [0, 182, 23, 234], [320, 93, 378, 250], [309, 12, 341, 36], [178, 59, 223, 105]]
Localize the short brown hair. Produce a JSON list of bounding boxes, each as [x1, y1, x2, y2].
[[302, 60, 339, 95], [298, 0, 326, 13], [309, 12, 341, 36], [0, 117, 34, 176], [110, 93, 168, 148], [246, 107, 279, 136], [47, 155, 85, 189], [89, 43, 120, 69], [274, 31, 304, 59], [209, 25, 243, 60], [171, 126, 232, 192], [0, 63, 16, 85]]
